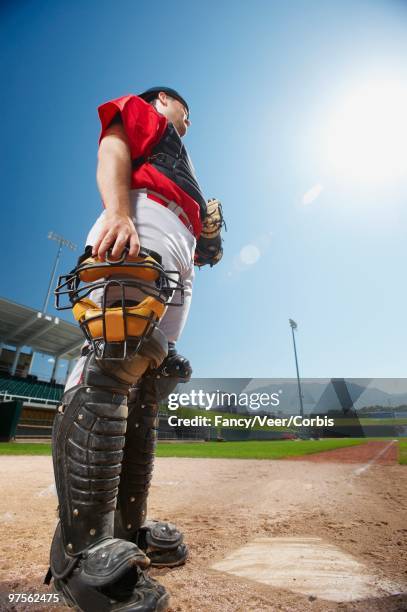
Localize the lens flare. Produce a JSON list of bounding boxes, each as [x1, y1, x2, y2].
[[323, 80, 407, 183]]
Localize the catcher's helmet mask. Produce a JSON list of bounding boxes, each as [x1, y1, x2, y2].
[[55, 246, 184, 360]]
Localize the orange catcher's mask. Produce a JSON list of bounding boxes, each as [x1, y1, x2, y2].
[[55, 247, 183, 359]]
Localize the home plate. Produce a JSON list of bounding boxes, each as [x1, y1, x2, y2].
[[211, 537, 399, 602]]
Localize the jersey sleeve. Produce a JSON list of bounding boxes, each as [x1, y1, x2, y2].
[[97, 95, 167, 159]]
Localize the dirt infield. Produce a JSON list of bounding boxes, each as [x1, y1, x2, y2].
[[0, 448, 406, 611], [287, 440, 398, 464]]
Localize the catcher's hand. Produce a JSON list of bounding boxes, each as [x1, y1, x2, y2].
[[194, 198, 226, 268]]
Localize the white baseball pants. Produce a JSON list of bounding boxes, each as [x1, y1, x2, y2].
[[65, 190, 196, 391]]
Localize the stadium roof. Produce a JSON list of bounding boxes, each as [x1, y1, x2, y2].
[[0, 297, 83, 360]]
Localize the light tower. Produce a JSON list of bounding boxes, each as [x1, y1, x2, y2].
[[289, 318, 304, 418], [43, 231, 77, 313]]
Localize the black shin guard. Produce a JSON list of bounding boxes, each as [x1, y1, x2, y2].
[[114, 346, 191, 567], [52, 381, 128, 555], [46, 331, 169, 611], [115, 385, 158, 540]]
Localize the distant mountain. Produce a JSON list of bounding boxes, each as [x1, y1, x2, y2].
[[241, 379, 407, 414], [171, 378, 407, 415]]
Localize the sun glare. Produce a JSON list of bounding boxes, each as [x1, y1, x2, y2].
[[323, 80, 407, 184]]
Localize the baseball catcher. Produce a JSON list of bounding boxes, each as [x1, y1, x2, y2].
[[44, 87, 225, 611]]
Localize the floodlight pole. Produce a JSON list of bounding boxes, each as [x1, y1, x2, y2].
[[289, 318, 304, 417], [42, 231, 77, 314]]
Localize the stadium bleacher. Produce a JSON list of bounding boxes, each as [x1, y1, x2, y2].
[[0, 373, 64, 439], [0, 372, 64, 404]]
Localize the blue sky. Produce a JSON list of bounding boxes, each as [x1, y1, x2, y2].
[[1, 0, 407, 381]]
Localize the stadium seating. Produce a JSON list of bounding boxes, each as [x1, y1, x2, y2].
[[0, 373, 64, 403]]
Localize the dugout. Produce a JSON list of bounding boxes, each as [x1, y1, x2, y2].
[[0, 399, 23, 441], [0, 296, 83, 383]]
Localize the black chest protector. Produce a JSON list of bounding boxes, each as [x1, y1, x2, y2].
[[132, 123, 207, 220]]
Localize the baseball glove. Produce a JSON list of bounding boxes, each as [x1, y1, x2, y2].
[[194, 198, 226, 268]]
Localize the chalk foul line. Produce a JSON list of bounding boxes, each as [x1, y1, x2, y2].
[[353, 440, 397, 476]]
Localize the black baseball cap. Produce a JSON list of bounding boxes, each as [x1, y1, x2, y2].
[[138, 87, 189, 117]]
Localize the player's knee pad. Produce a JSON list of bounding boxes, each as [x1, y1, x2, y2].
[[141, 342, 193, 404], [91, 327, 168, 388], [158, 341, 192, 381]]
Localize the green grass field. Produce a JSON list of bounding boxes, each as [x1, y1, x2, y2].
[[398, 439, 407, 465], [155, 438, 367, 459], [0, 442, 52, 455], [1, 438, 406, 462], [0, 438, 366, 459]]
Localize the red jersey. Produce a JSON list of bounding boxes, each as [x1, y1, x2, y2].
[[98, 95, 202, 237]]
